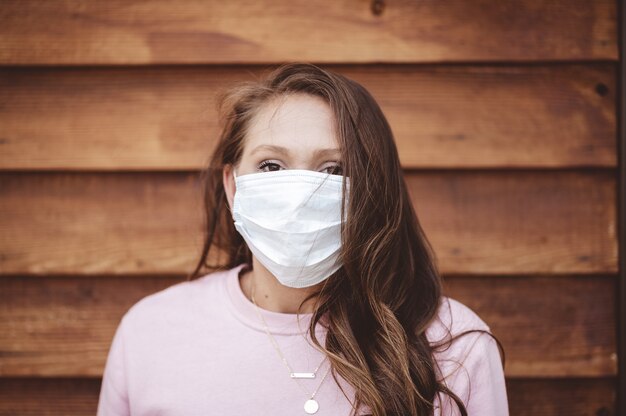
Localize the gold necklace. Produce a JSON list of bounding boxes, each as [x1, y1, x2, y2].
[[250, 283, 331, 414]]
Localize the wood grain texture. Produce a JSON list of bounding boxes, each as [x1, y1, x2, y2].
[[0, 377, 617, 415], [0, 0, 619, 411], [0, 64, 617, 170], [0, 378, 100, 416], [0, 173, 205, 275], [506, 378, 616, 416], [443, 275, 617, 378], [0, 0, 617, 65], [0, 171, 616, 275], [0, 275, 615, 377], [0, 275, 176, 377], [408, 171, 617, 275]]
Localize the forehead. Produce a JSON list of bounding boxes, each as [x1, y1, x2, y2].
[[244, 93, 339, 151]]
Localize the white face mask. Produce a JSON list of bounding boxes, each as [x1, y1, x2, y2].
[[232, 169, 349, 288]]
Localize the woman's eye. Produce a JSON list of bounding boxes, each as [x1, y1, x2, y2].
[[322, 164, 343, 176], [258, 161, 283, 172]]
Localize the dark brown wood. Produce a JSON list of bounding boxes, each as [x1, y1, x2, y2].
[[406, 170, 617, 275], [507, 378, 616, 416], [443, 275, 617, 378], [0, 378, 101, 416], [0, 171, 616, 276], [0, 377, 616, 415], [0, 64, 617, 170], [0, 0, 617, 65], [617, 1, 626, 414]]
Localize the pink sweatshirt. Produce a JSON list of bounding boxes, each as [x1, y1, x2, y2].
[[97, 264, 509, 415]]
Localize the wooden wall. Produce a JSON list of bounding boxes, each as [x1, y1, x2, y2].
[[0, 1, 620, 414]]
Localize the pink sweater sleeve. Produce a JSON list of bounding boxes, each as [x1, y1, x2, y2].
[[97, 316, 131, 416], [465, 333, 508, 415], [436, 330, 509, 416]]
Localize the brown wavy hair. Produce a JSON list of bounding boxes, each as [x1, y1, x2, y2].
[[188, 62, 505, 416]]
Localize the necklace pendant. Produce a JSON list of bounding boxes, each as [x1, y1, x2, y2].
[[304, 399, 319, 414], [291, 372, 315, 379]]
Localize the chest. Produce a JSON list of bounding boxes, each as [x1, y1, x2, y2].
[[124, 322, 362, 416]]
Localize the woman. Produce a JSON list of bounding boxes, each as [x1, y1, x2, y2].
[[97, 63, 508, 415]]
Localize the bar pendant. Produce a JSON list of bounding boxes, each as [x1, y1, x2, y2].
[[291, 372, 315, 379]]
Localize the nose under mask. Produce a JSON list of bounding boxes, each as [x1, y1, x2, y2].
[[231, 168, 349, 288]]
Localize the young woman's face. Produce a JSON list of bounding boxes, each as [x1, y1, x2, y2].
[[224, 93, 342, 206]]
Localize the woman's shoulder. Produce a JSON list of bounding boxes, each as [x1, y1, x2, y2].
[[425, 296, 497, 372], [426, 297, 508, 413], [426, 296, 491, 343], [120, 267, 233, 327], [425, 295, 502, 380]]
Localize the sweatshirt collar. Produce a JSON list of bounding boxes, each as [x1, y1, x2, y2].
[[224, 263, 327, 337]]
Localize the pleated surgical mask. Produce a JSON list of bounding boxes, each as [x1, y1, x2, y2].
[[232, 168, 349, 288]]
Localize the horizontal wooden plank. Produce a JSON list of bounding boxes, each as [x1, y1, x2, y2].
[[0, 0, 617, 65], [0, 275, 615, 377], [444, 276, 617, 378], [0, 64, 617, 170], [0, 171, 616, 275], [0, 173, 204, 276], [407, 171, 617, 274], [507, 378, 616, 416], [0, 275, 174, 377], [0, 377, 616, 415], [0, 378, 100, 416]]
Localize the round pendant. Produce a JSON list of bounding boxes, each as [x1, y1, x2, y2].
[[304, 399, 319, 414]]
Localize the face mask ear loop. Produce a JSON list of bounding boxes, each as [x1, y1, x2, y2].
[[227, 167, 238, 215]]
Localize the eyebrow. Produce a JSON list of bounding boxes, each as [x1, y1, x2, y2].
[[250, 144, 291, 156], [249, 144, 341, 158]]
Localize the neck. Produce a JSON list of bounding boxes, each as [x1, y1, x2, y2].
[[239, 258, 323, 314]]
